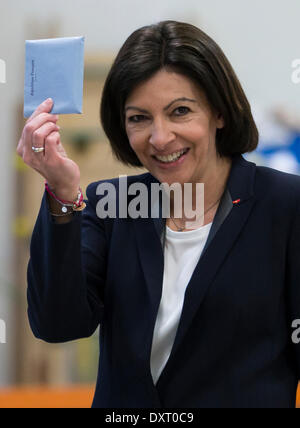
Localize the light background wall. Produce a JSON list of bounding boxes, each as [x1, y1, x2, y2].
[[0, 0, 300, 385]]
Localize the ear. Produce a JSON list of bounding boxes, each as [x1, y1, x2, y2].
[[216, 113, 225, 130]]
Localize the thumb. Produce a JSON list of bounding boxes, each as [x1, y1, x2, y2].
[[26, 98, 54, 124]]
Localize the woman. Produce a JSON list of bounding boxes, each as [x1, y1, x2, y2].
[[17, 21, 300, 408]]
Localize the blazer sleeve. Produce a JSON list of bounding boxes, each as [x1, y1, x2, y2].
[[286, 198, 300, 379], [27, 182, 108, 343]]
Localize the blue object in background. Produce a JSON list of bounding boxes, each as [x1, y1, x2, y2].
[[253, 131, 300, 175], [245, 106, 300, 175]]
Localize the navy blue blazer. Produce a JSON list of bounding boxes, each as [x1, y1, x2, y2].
[[27, 154, 300, 408]]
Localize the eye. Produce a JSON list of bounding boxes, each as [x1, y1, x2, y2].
[[127, 115, 148, 123], [173, 106, 191, 116]]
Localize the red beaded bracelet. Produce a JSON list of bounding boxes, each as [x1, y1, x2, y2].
[[45, 181, 86, 213]]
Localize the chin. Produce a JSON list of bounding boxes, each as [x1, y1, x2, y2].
[[157, 174, 188, 188]]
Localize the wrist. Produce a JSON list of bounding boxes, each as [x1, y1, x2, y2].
[[46, 192, 73, 215], [54, 189, 79, 202], [45, 181, 86, 214], [45, 181, 80, 203]]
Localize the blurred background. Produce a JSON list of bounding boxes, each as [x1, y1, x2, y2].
[[0, 0, 300, 408]]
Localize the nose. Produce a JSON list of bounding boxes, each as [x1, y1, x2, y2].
[[148, 118, 176, 151]]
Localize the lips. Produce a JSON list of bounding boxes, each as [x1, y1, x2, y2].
[[153, 148, 189, 163]]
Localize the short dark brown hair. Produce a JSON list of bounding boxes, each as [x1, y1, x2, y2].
[[100, 20, 258, 167]]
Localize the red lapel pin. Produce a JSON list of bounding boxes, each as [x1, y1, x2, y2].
[[232, 199, 241, 205]]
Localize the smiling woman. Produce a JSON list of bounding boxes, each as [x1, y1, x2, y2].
[[100, 20, 258, 230], [23, 20, 300, 408], [100, 21, 258, 167]]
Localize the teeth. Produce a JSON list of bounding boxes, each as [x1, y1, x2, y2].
[[156, 149, 186, 163]]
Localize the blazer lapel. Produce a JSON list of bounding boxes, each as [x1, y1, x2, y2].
[[132, 175, 165, 326]]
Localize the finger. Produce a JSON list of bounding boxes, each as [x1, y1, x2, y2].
[[26, 129, 61, 170], [44, 131, 61, 163], [18, 102, 58, 157], [26, 98, 54, 124], [22, 112, 59, 149], [25, 112, 59, 132], [31, 122, 60, 153]]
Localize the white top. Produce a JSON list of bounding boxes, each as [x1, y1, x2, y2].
[[150, 222, 212, 385]]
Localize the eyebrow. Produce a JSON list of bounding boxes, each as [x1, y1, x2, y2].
[[124, 97, 197, 114]]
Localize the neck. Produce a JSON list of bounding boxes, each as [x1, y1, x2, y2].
[[170, 155, 232, 221]]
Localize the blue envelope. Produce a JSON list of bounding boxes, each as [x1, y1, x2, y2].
[[24, 36, 85, 118]]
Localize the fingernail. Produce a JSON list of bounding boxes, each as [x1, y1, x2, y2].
[[45, 98, 52, 104]]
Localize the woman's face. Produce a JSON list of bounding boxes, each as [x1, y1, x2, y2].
[[124, 69, 225, 187]]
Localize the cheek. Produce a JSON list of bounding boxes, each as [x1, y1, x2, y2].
[[179, 117, 209, 137], [187, 123, 215, 149], [128, 137, 140, 154], [126, 130, 147, 154], [125, 128, 136, 150]]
